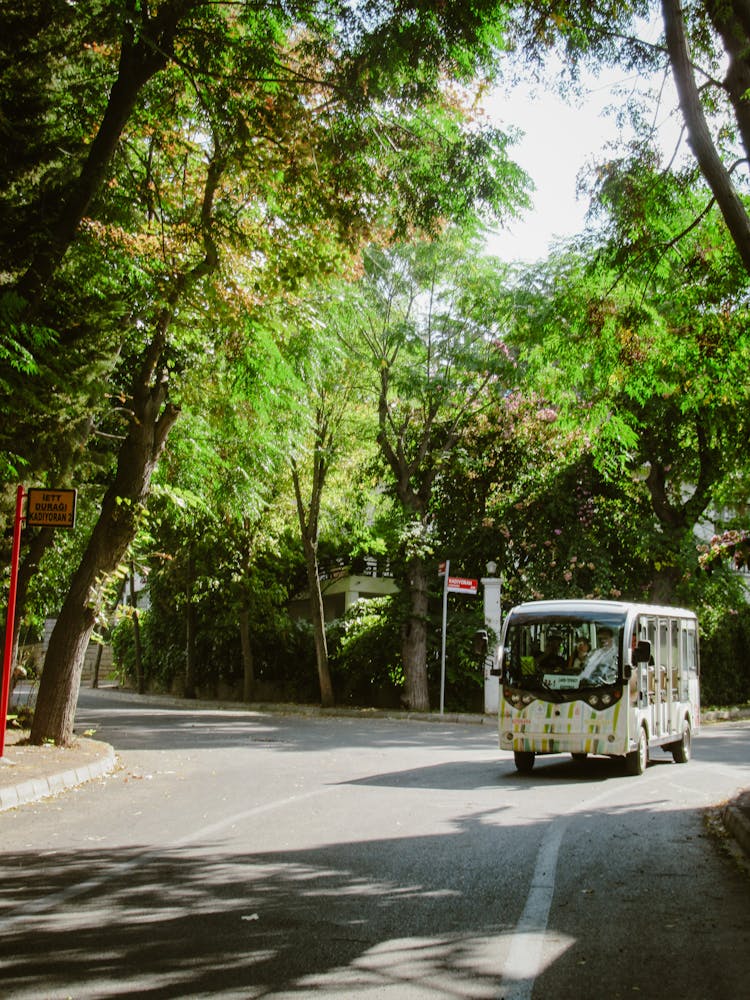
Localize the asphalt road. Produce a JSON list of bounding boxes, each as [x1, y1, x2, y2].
[[0, 689, 749, 999]]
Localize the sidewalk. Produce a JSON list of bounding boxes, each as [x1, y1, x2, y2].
[[0, 728, 116, 812], [0, 699, 748, 866]]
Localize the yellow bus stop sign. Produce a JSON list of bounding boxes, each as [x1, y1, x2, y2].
[[26, 488, 77, 529]]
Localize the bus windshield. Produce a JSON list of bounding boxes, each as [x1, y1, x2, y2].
[[502, 612, 625, 693]]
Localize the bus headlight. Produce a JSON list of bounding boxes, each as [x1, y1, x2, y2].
[[504, 687, 536, 709], [582, 687, 622, 709]]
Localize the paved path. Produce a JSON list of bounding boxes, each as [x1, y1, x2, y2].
[[0, 728, 115, 811]]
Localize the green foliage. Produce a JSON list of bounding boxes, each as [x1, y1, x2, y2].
[[111, 580, 326, 703], [9, 0, 750, 717], [119, 475, 322, 700], [327, 591, 486, 712], [498, 158, 750, 602], [2, 1, 529, 703], [0, 0, 120, 267], [495, 458, 648, 607], [430, 598, 489, 713], [111, 609, 153, 688], [700, 602, 750, 707], [328, 597, 404, 707]]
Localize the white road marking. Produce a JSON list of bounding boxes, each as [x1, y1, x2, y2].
[[499, 780, 629, 998]]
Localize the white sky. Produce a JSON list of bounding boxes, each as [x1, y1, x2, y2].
[[480, 20, 681, 265], [481, 77, 625, 262]]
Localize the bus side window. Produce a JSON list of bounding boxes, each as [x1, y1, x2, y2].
[[677, 620, 699, 699], [683, 621, 698, 674], [691, 624, 698, 673], [646, 617, 657, 702], [670, 619, 680, 700]]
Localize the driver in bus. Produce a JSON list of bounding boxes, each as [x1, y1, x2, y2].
[[568, 635, 591, 672], [578, 627, 617, 684], [537, 633, 567, 673]]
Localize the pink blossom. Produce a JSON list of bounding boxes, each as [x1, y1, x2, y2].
[[536, 408, 558, 422]]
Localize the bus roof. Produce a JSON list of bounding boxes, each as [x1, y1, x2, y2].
[[506, 599, 697, 620]]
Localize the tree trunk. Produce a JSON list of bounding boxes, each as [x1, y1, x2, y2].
[[650, 565, 680, 605], [240, 605, 255, 703], [375, 357, 449, 712], [291, 458, 335, 708], [401, 553, 431, 711], [301, 539, 334, 707], [184, 545, 197, 699], [706, 0, 750, 162], [91, 642, 104, 690], [27, 100, 220, 742], [17, 0, 189, 315], [641, 413, 721, 605], [30, 355, 179, 746]]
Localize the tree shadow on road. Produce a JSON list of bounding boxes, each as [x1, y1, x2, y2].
[[1, 790, 747, 999]]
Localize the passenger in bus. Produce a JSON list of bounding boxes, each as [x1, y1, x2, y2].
[[568, 635, 591, 672], [537, 633, 567, 673], [578, 627, 617, 684]]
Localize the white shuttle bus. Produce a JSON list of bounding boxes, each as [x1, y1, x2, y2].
[[493, 599, 700, 775]]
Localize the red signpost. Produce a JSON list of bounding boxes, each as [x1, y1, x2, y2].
[[439, 560, 478, 714], [0, 485, 77, 757], [1, 486, 26, 757], [447, 576, 478, 595]]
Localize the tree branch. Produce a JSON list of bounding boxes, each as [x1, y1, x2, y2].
[[661, 0, 750, 273]]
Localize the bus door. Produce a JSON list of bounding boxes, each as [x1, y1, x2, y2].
[[634, 615, 656, 739], [656, 618, 670, 737], [643, 617, 658, 736], [668, 618, 680, 733]]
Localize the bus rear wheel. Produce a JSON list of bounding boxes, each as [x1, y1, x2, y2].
[[514, 750, 535, 774], [627, 726, 649, 776], [671, 718, 691, 764]]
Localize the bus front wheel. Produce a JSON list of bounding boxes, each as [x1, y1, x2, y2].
[[627, 726, 649, 776], [514, 750, 535, 774]]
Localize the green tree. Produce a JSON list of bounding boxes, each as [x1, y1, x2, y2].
[[6, 2, 529, 744], [30, 131, 220, 743], [500, 160, 750, 606], [346, 233, 516, 711], [286, 304, 372, 708], [429, 385, 641, 607], [506, 1, 750, 276]]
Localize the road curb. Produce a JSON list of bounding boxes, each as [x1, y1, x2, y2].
[[722, 791, 750, 859], [85, 686, 499, 726], [0, 740, 116, 812]]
